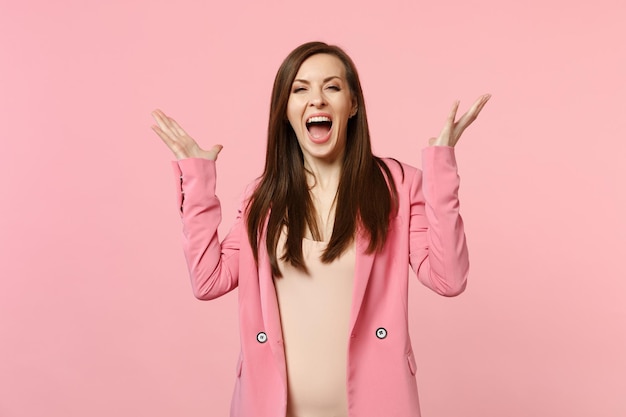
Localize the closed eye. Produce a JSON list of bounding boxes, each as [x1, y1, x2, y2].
[[326, 85, 340, 91], [292, 87, 306, 93]]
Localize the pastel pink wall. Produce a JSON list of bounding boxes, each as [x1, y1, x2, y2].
[[1, 0, 624, 416]]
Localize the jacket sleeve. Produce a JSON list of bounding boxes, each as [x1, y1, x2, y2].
[[171, 158, 244, 300], [408, 146, 469, 296]]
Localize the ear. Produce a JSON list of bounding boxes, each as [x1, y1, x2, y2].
[[350, 100, 358, 118]]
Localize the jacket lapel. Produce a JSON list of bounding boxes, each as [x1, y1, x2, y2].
[[256, 227, 375, 389], [349, 230, 375, 335], [257, 241, 288, 390]]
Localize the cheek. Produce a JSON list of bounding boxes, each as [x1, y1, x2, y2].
[[286, 115, 299, 133], [285, 102, 300, 128]]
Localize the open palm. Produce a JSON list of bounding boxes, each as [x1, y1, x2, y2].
[[151, 109, 223, 160], [429, 94, 491, 147]]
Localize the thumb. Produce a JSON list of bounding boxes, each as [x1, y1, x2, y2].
[[428, 137, 436, 146], [206, 144, 224, 161]]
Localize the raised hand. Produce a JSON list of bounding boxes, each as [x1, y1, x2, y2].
[[429, 94, 491, 147], [151, 109, 223, 160]]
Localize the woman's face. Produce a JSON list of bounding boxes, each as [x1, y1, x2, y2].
[[286, 53, 357, 167]]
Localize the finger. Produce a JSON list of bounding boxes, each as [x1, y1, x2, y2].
[[440, 100, 459, 135], [446, 100, 460, 128], [153, 125, 190, 159], [468, 94, 490, 119], [206, 144, 224, 161], [434, 100, 460, 146], [428, 137, 436, 146], [162, 114, 178, 134], [169, 118, 188, 137], [151, 109, 170, 125], [152, 110, 175, 137], [467, 94, 490, 118], [455, 94, 490, 133], [151, 125, 176, 147], [154, 109, 179, 136]]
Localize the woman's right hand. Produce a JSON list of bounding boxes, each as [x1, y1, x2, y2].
[[151, 109, 223, 160]]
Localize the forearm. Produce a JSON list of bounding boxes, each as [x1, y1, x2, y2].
[[173, 158, 240, 300], [410, 146, 469, 296]]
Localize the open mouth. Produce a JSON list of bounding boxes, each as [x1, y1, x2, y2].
[[306, 115, 333, 140]]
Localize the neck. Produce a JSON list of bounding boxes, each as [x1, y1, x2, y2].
[[303, 156, 342, 192]]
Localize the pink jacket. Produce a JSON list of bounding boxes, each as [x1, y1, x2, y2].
[[171, 146, 468, 417]]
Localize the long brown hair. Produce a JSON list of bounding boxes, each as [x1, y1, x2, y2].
[[246, 41, 400, 277]]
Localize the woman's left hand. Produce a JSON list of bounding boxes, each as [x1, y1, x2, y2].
[[429, 94, 491, 147]]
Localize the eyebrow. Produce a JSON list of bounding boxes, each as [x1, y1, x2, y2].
[[292, 76, 342, 84]]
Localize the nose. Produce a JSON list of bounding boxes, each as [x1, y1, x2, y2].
[[309, 88, 326, 107]]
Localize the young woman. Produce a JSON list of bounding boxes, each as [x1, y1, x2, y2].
[[151, 41, 489, 417]]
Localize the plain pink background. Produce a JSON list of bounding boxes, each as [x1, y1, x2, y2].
[[1, 0, 624, 416]]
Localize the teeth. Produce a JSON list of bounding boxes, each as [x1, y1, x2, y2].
[[306, 116, 332, 123]]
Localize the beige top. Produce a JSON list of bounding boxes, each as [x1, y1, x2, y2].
[[274, 233, 356, 417]]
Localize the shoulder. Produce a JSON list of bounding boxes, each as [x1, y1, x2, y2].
[[238, 177, 262, 207], [379, 157, 421, 185], [244, 177, 261, 196]]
